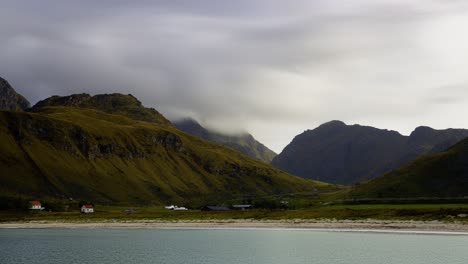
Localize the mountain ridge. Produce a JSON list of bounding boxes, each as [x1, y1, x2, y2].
[[173, 118, 277, 163], [32, 93, 171, 125], [272, 121, 468, 185], [0, 92, 329, 206]]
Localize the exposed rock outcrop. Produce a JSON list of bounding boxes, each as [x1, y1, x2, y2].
[[0, 77, 30, 111]]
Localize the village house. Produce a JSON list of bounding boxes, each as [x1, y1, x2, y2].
[[81, 204, 94, 213], [201, 206, 230, 211], [29, 200, 44, 210], [165, 205, 188, 210]]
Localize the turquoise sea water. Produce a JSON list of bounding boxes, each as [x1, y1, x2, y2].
[[1, 228, 467, 264]]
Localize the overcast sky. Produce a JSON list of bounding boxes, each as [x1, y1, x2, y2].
[[1, 0, 468, 153]]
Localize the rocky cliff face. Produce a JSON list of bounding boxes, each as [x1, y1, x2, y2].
[[4, 111, 184, 161], [0, 77, 30, 111], [174, 118, 277, 163], [272, 121, 468, 185]]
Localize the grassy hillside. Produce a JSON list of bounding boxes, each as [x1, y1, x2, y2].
[[346, 138, 468, 199], [0, 103, 332, 206]]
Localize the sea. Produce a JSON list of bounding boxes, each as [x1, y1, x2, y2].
[[1, 228, 467, 264]]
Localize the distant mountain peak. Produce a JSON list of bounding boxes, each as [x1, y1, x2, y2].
[[174, 118, 277, 163], [175, 117, 202, 127], [411, 126, 434, 134], [273, 121, 468, 185], [318, 120, 346, 128]]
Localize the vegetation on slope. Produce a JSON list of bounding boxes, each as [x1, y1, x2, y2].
[[346, 138, 468, 199], [0, 99, 332, 206]]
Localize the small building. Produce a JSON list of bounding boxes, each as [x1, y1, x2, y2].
[[201, 206, 231, 211], [81, 204, 94, 213], [165, 205, 188, 211], [29, 201, 44, 210], [232, 204, 252, 210]]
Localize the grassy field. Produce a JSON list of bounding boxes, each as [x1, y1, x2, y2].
[[2, 203, 468, 223]]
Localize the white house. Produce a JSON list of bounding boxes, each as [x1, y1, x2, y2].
[[29, 201, 44, 210], [81, 204, 94, 213], [165, 205, 188, 211]]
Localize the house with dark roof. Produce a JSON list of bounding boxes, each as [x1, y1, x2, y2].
[[232, 204, 252, 210], [201, 206, 231, 211]]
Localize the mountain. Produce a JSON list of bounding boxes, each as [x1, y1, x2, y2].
[[173, 118, 277, 163], [32, 93, 171, 125], [0, 77, 30, 111], [272, 121, 468, 185], [348, 137, 468, 198], [0, 93, 329, 206]]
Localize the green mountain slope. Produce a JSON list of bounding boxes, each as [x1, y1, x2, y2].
[[272, 121, 468, 185], [347, 138, 468, 198], [0, 95, 329, 206], [174, 118, 277, 163]]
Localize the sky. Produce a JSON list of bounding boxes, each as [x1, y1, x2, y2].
[[1, 0, 468, 153]]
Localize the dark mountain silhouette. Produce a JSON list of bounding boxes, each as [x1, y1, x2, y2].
[[272, 121, 468, 185], [173, 118, 276, 163]]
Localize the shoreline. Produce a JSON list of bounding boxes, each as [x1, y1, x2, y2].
[[1, 219, 467, 234]]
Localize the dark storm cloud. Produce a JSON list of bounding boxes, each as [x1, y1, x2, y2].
[[1, 0, 468, 152]]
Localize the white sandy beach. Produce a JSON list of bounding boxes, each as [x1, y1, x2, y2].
[[1, 219, 467, 234]]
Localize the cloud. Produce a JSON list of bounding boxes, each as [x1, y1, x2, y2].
[[1, 0, 468, 152]]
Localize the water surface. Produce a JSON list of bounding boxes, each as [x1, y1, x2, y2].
[[1, 228, 467, 264]]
